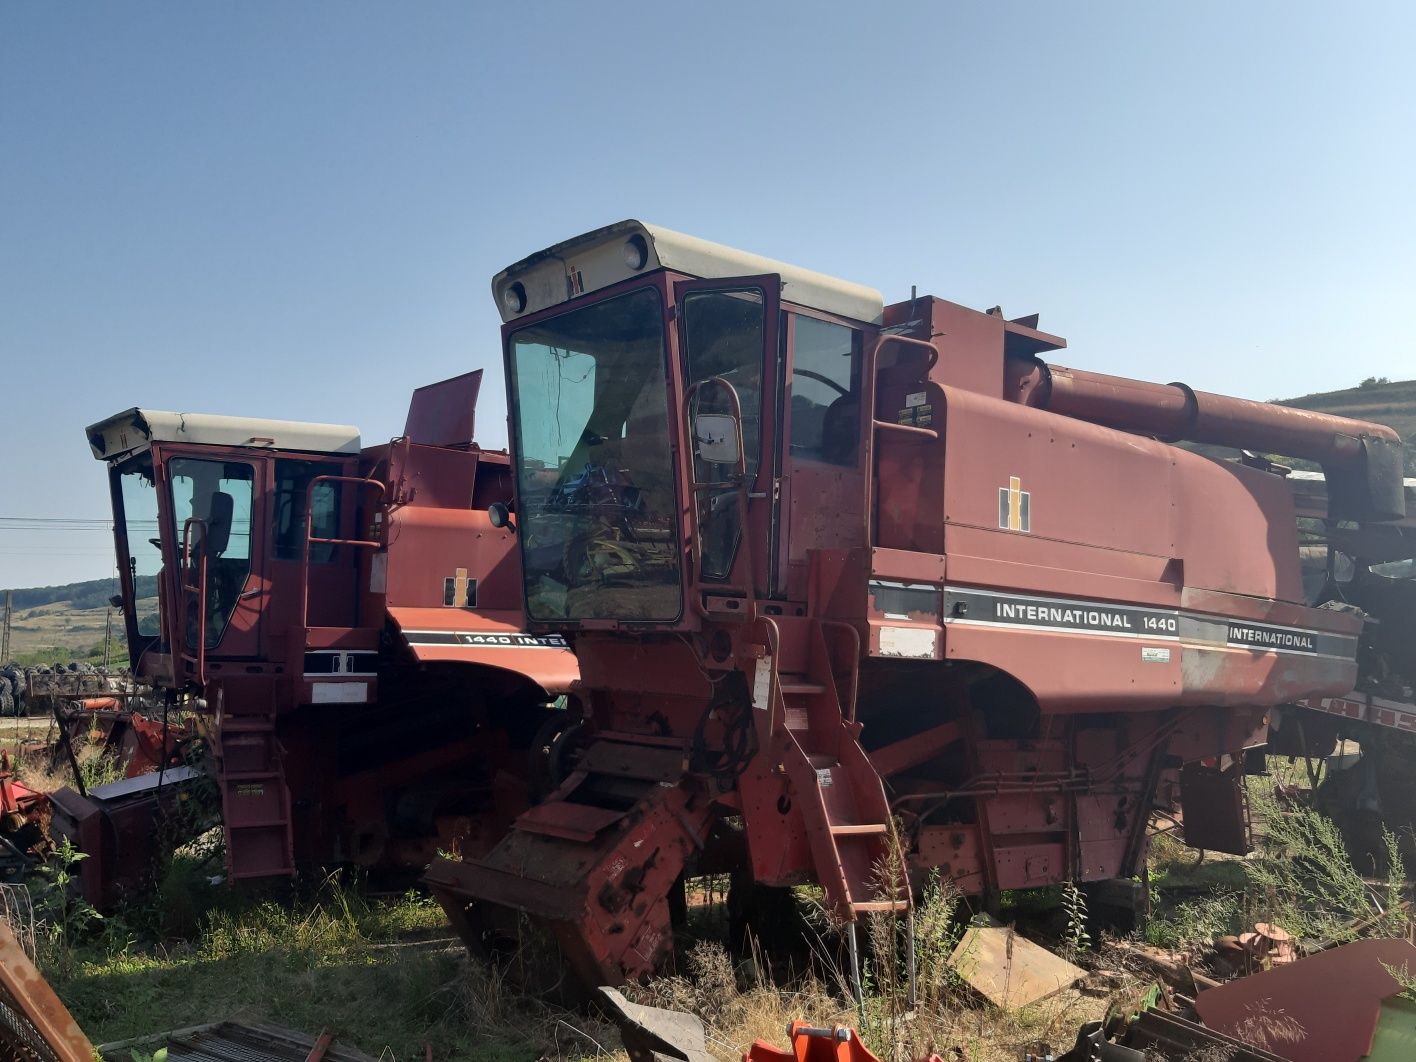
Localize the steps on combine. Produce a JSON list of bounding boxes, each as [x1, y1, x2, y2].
[[213, 680, 294, 880], [767, 619, 910, 920]]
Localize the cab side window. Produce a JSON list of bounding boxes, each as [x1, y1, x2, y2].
[[273, 460, 341, 563], [790, 316, 860, 465]]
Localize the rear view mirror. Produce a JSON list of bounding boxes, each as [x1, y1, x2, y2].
[[206, 491, 234, 556], [694, 413, 741, 466]]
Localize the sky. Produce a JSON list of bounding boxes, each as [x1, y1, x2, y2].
[[2, 1, 1414, 589]]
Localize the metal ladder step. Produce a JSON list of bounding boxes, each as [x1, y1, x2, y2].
[[830, 823, 890, 836], [780, 680, 826, 696], [852, 899, 911, 913]]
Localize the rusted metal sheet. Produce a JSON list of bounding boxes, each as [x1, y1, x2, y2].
[[48, 766, 203, 910], [1178, 761, 1251, 855], [0, 920, 95, 1062], [1194, 937, 1416, 1062], [597, 987, 715, 1062], [1123, 1008, 1287, 1061], [403, 368, 482, 448], [948, 924, 1085, 1010]]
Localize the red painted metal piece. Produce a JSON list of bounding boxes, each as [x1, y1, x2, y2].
[[744, 1021, 944, 1062], [404, 369, 481, 448], [0, 772, 46, 818], [1194, 938, 1416, 1062], [304, 1028, 333, 1062]]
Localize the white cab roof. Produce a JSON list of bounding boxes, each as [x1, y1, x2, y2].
[[493, 220, 885, 326], [86, 408, 361, 462]]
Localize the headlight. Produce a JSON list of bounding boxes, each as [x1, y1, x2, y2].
[[623, 234, 649, 271], [502, 282, 527, 315]]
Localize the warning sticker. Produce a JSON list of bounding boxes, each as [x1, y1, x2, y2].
[[1141, 646, 1172, 664], [896, 402, 934, 428], [752, 655, 773, 709]]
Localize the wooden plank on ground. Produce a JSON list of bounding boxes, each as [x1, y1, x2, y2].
[[947, 924, 1086, 1010]]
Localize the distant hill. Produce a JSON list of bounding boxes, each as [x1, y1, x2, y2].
[[2, 577, 156, 664], [1276, 377, 1416, 464], [1179, 377, 1415, 472], [3, 576, 156, 612]]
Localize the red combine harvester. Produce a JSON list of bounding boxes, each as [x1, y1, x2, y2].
[[77, 371, 577, 904], [425, 221, 1406, 990]]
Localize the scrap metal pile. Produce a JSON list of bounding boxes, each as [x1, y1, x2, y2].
[[0, 671, 201, 903]]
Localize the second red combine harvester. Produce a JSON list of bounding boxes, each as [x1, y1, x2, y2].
[[77, 372, 577, 905], [426, 221, 1406, 990]]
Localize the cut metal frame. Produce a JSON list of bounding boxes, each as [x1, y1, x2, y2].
[[0, 920, 95, 1062]]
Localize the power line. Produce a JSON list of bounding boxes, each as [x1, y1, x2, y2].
[[0, 517, 114, 532]]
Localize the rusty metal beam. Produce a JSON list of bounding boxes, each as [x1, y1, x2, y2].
[[868, 721, 962, 777], [0, 920, 96, 1062]]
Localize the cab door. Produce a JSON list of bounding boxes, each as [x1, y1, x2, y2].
[[153, 444, 267, 667], [675, 275, 781, 600], [776, 312, 865, 599], [262, 454, 361, 657]]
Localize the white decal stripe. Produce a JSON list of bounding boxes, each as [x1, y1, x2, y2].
[[941, 585, 1356, 659], [944, 615, 1179, 642], [944, 614, 1352, 661]]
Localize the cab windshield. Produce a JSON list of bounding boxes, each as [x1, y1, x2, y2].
[[116, 456, 163, 638], [507, 287, 682, 621]]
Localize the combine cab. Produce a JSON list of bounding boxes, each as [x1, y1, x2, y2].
[[427, 221, 1405, 989], [82, 371, 577, 900]]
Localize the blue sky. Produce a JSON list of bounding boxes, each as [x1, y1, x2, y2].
[[2, 1, 1414, 589]]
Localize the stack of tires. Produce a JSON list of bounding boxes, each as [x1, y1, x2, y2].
[[0, 666, 23, 716]]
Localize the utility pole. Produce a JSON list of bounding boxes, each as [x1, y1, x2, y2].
[[1, 591, 11, 664], [102, 606, 113, 669]]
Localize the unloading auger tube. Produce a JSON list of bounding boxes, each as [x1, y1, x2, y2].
[[1023, 362, 1406, 521]]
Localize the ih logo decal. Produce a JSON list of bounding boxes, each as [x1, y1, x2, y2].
[[443, 567, 477, 608], [998, 476, 1031, 533]]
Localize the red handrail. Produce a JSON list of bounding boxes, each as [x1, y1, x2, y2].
[[178, 517, 208, 686], [863, 334, 941, 548], [818, 619, 861, 725], [299, 476, 386, 634], [756, 616, 783, 737]]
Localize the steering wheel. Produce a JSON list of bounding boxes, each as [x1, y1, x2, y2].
[[792, 367, 849, 397]]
